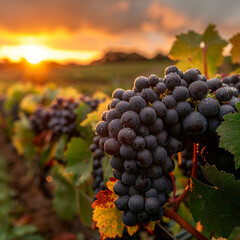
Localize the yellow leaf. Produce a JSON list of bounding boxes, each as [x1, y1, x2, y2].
[[92, 178, 157, 239], [144, 221, 157, 234], [20, 94, 42, 114], [58, 87, 79, 99], [126, 224, 139, 236], [92, 91, 110, 101], [92, 189, 124, 239]]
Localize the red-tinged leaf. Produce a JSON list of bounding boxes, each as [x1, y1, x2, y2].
[[126, 225, 139, 236], [93, 178, 157, 238], [92, 189, 124, 239], [144, 221, 157, 234], [106, 177, 117, 192]]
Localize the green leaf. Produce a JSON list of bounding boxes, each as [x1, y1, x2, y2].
[[12, 114, 37, 160], [75, 103, 91, 127], [169, 24, 227, 77], [102, 155, 113, 182], [217, 103, 240, 169], [230, 33, 240, 64], [54, 135, 68, 160], [52, 166, 77, 221], [39, 143, 56, 167], [65, 137, 92, 185], [190, 164, 240, 238], [202, 24, 228, 77], [169, 30, 203, 72], [78, 190, 93, 227]]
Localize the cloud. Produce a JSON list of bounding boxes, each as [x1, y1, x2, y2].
[[1, 0, 239, 37], [0, 1, 145, 34], [0, 0, 240, 60]]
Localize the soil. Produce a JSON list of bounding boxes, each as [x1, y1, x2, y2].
[[0, 132, 73, 240]]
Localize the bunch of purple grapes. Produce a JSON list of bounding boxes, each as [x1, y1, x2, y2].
[[48, 98, 79, 140], [80, 95, 104, 111], [30, 106, 52, 135], [89, 134, 106, 201], [94, 65, 239, 226]]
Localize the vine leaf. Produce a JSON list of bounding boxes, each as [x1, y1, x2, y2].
[[202, 24, 228, 77], [190, 164, 240, 238], [169, 30, 202, 72], [20, 93, 42, 114], [52, 165, 92, 226], [169, 24, 227, 77], [102, 155, 113, 182], [92, 178, 155, 239], [216, 102, 240, 169], [52, 166, 78, 221], [12, 114, 36, 160], [92, 179, 124, 239], [144, 221, 156, 234], [230, 33, 240, 64], [54, 135, 68, 160], [65, 137, 92, 185]]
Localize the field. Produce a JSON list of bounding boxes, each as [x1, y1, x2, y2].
[[0, 59, 173, 94]]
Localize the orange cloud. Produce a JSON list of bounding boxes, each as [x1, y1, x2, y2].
[[146, 1, 189, 32]]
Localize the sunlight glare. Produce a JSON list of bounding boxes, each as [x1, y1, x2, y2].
[[22, 45, 46, 64]]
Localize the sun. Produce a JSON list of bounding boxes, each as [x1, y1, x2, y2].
[[21, 45, 46, 64]]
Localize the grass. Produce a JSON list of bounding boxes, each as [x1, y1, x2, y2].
[[53, 60, 173, 95]]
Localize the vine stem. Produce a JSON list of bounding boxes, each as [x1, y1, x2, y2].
[[191, 143, 198, 178], [174, 184, 190, 211], [164, 208, 208, 240]]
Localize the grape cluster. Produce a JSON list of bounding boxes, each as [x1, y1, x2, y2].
[[89, 134, 106, 201], [94, 65, 240, 227], [80, 95, 104, 111], [222, 74, 240, 92], [30, 106, 52, 134], [96, 77, 177, 226], [48, 98, 79, 140]]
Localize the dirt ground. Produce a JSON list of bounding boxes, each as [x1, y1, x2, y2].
[[0, 132, 74, 240]]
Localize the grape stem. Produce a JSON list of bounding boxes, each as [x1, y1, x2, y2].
[[203, 46, 208, 78], [164, 208, 208, 240], [171, 142, 198, 210]]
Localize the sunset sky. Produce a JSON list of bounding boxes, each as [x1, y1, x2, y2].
[[0, 0, 240, 64]]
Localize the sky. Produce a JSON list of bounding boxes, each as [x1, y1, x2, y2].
[[0, 0, 240, 64]]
